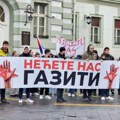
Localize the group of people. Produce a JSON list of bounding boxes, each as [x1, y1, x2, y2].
[[0, 40, 119, 104]]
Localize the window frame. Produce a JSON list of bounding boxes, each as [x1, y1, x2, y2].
[[90, 17, 101, 44], [33, 2, 48, 36], [0, 6, 5, 22], [114, 19, 120, 44]]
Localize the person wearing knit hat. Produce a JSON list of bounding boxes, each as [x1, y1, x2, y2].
[[60, 47, 66, 52], [56, 47, 67, 103]]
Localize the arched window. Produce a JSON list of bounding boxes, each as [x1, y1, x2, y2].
[[0, 6, 4, 22]]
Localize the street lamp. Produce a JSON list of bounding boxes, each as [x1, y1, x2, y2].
[[84, 15, 91, 25], [24, 5, 34, 26]]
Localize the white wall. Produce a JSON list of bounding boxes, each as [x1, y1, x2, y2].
[[76, 2, 120, 59]]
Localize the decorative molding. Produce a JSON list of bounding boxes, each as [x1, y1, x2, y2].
[[99, 0, 120, 3], [95, 4, 99, 15], [118, 8, 120, 17]]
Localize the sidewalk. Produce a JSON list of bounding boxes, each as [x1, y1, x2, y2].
[[0, 93, 120, 120]]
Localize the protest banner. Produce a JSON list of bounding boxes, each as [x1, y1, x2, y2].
[[56, 36, 85, 57], [0, 57, 119, 89]]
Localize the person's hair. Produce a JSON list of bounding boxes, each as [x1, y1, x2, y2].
[[3, 41, 9, 45], [87, 44, 94, 53], [45, 49, 50, 54], [104, 47, 109, 51], [12, 50, 17, 56], [93, 50, 98, 54], [29, 50, 33, 53], [35, 52, 40, 57]]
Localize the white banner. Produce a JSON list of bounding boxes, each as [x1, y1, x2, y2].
[[0, 57, 119, 89], [56, 36, 85, 57]]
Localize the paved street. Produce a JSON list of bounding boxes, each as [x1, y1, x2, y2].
[[0, 92, 120, 120]]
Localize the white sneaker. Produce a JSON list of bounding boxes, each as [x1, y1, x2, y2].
[[45, 95, 51, 100], [106, 96, 114, 100], [79, 93, 83, 97], [101, 97, 105, 101], [68, 93, 71, 97], [18, 99, 23, 103], [34, 92, 39, 96], [72, 94, 75, 97], [26, 98, 34, 103], [39, 95, 44, 99], [23, 93, 26, 96]]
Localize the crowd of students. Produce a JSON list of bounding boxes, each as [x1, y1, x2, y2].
[[0, 40, 119, 105]]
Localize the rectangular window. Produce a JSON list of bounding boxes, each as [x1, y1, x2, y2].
[[91, 17, 101, 44], [33, 3, 48, 37], [114, 19, 120, 44]]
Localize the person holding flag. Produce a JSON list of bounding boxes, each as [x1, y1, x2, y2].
[[36, 37, 43, 55]]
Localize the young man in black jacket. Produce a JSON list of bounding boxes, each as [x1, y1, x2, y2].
[[18, 46, 34, 103], [100, 47, 114, 101], [56, 47, 67, 103], [39, 49, 52, 100]]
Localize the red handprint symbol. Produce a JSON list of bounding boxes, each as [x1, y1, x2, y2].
[[0, 60, 18, 88], [104, 64, 119, 89]]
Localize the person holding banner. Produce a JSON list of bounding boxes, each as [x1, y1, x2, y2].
[[29, 50, 35, 57], [92, 50, 99, 96], [82, 44, 96, 102], [10, 50, 19, 97], [39, 49, 52, 100], [56, 47, 67, 103], [100, 47, 114, 101], [68, 56, 76, 97], [0, 41, 11, 104], [18, 46, 34, 104], [118, 57, 120, 95], [30, 52, 40, 96], [29, 50, 39, 96]]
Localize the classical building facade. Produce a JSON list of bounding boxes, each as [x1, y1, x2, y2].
[[0, 0, 75, 54], [76, 0, 120, 58], [1, 0, 120, 58]]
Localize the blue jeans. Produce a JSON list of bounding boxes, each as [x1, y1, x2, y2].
[[19, 88, 30, 99], [68, 89, 75, 94], [99, 89, 109, 97]]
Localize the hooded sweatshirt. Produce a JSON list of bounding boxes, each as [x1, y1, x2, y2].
[[82, 44, 96, 60]]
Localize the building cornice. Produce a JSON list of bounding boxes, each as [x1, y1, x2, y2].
[[99, 0, 120, 3]]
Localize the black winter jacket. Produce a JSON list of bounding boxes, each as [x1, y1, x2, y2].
[[100, 53, 114, 60], [19, 52, 31, 57]]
